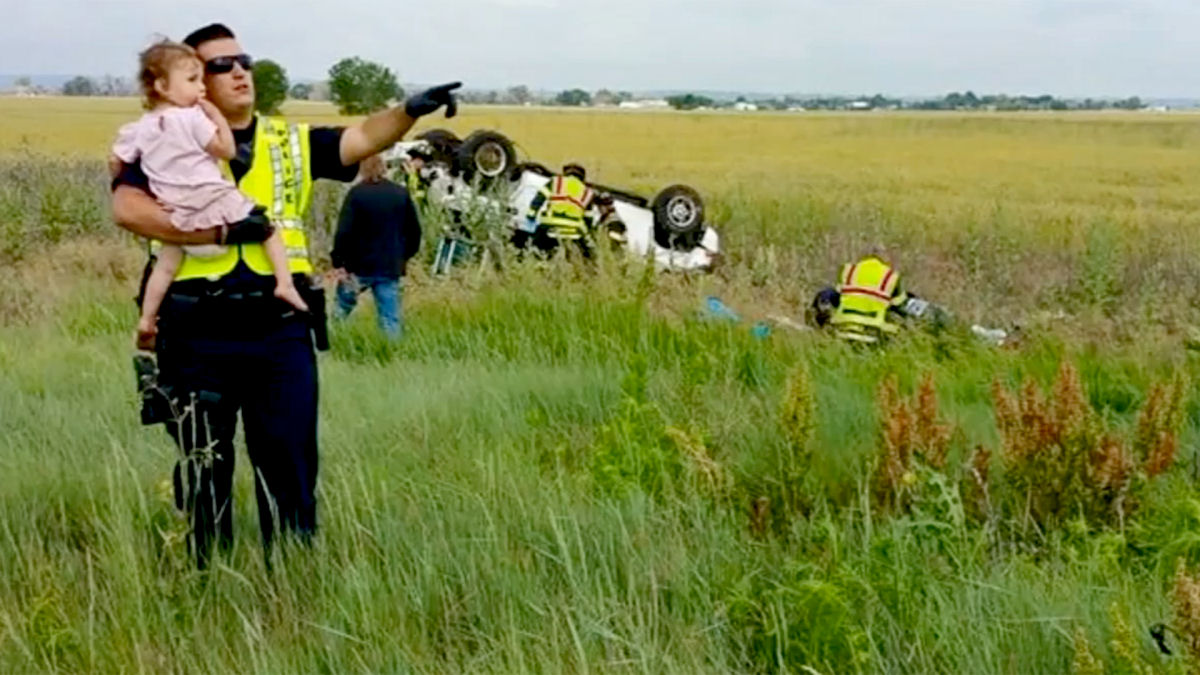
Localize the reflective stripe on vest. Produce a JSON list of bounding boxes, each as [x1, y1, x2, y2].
[[830, 257, 901, 336], [536, 175, 593, 237], [174, 116, 314, 281]]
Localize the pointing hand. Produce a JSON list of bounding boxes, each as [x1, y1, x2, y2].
[[405, 82, 462, 119]]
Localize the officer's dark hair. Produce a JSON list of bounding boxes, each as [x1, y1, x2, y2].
[[563, 163, 586, 180], [183, 23, 236, 50]]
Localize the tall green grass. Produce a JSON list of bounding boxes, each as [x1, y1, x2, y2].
[[2, 254, 1200, 672], [5, 111, 1200, 671], [0, 152, 111, 261]]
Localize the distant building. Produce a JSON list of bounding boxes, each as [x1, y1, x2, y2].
[[619, 99, 670, 109], [732, 101, 758, 111], [848, 100, 872, 111], [5, 82, 39, 97]]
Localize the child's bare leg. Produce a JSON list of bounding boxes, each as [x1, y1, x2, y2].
[[138, 245, 182, 350], [265, 230, 309, 311]]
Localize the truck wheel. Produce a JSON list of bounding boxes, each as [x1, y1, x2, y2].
[[455, 130, 517, 186], [415, 129, 461, 166], [652, 184, 705, 251]]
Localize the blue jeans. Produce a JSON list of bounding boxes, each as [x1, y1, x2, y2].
[[335, 275, 402, 338]]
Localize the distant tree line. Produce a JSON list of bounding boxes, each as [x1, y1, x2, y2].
[[449, 89, 1151, 112], [59, 75, 136, 97], [57, 60, 293, 116], [49, 66, 1152, 114], [655, 91, 1148, 112], [665, 94, 714, 110], [904, 91, 1145, 112]]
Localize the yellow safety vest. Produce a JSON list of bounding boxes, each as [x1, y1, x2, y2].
[[529, 175, 594, 239], [174, 115, 314, 281], [405, 169, 425, 206], [830, 256, 908, 343]]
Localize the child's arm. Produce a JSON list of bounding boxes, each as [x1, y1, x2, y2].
[[197, 99, 236, 160]]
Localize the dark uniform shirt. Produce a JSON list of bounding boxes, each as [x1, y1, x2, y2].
[[331, 179, 422, 279], [113, 118, 359, 295]]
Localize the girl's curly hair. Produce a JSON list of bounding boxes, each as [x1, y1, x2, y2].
[[138, 39, 199, 110]]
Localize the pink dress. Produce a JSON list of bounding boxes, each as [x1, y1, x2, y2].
[[112, 105, 254, 232]]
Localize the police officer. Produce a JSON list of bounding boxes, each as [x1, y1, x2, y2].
[[519, 163, 596, 258], [111, 22, 460, 567]]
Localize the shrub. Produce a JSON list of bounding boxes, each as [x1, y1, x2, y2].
[[589, 355, 682, 498], [1070, 625, 1104, 675], [1174, 560, 1200, 665], [872, 373, 952, 513], [724, 561, 872, 673], [0, 152, 110, 261], [988, 362, 1187, 531]]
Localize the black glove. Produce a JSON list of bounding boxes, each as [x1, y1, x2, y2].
[[220, 207, 274, 245], [405, 82, 462, 119]]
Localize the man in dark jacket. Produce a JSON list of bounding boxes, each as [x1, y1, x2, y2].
[[330, 154, 422, 337]]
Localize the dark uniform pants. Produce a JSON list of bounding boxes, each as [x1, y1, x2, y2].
[[156, 294, 318, 568]]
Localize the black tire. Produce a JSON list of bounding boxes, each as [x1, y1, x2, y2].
[[415, 128, 461, 166], [652, 184, 706, 251], [455, 130, 517, 185]]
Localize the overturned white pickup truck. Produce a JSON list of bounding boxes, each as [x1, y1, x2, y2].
[[383, 129, 720, 272]]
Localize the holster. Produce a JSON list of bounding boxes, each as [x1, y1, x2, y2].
[[133, 353, 174, 426], [301, 280, 329, 352]]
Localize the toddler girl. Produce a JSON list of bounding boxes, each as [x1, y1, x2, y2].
[[112, 40, 307, 347]]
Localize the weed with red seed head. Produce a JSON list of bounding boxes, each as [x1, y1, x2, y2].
[[872, 373, 954, 513]]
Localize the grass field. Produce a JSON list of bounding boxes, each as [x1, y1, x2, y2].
[[4, 97, 1200, 673]]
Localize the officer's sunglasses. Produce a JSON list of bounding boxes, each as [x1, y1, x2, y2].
[[204, 53, 254, 75]]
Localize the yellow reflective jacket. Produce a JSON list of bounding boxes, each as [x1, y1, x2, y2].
[[174, 115, 314, 281], [526, 174, 594, 239], [830, 256, 908, 343], [404, 168, 425, 206]]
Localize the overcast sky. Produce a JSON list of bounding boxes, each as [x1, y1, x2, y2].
[[3, 0, 1198, 96]]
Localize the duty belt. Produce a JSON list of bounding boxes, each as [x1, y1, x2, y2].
[[167, 289, 272, 303], [161, 289, 298, 327]]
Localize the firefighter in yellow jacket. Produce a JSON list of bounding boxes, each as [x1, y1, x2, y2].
[[519, 163, 597, 258], [808, 253, 1012, 346], [810, 253, 914, 344]]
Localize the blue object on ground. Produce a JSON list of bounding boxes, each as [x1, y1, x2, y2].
[[704, 296, 774, 339], [704, 296, 741, 322]]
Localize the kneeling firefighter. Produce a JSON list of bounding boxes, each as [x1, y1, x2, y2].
[[517, 163, 597, 258], [809, 253, 1009, 346], [810, 253, 929, 344]]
